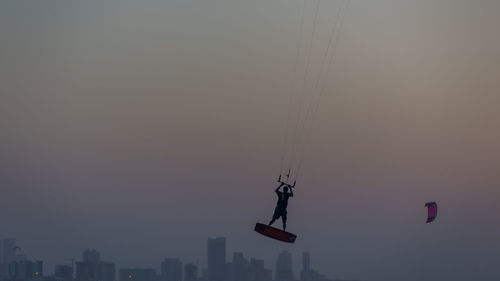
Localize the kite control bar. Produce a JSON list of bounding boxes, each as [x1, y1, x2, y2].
[[277, 174, 296, 188]]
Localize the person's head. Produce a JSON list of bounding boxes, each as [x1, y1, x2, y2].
[[284, 185, 289, 193]]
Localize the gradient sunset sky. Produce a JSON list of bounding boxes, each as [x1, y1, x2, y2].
[[1, 1, 500, 280]]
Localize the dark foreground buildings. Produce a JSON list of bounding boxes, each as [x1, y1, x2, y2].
[[75, 250, 115, 281], [0, 238, 43, 281], [0, 237, 357, 281]]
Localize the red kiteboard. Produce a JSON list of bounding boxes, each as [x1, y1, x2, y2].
[[254, 223, 297, 243]]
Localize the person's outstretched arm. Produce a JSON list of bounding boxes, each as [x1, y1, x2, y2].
[[289, 185, 294, 197], [275, 182, 285, 192]]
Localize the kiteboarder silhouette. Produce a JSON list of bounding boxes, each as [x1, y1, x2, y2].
[[254, 173, 297, 243], [268, 174, 295, 231]]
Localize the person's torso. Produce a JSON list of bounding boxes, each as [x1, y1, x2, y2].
[[276, 192, 290, 208]]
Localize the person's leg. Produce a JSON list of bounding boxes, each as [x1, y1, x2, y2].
[[269, 207, 279, 225], [282, 212, 287, 231]]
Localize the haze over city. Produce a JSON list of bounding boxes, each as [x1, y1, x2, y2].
[[1, 1, 500, 281]]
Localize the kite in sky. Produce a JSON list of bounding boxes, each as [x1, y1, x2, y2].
[[425, 202, 438, 223]]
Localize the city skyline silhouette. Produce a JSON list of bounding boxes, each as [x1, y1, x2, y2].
[[0, 237, 357, 281]]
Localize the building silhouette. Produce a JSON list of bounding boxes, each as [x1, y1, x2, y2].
[[2, 239, 16, 264], [199, 268, 208, 281], [75, 250, 115, 281], [207, 238, 225, 281], [6, 260, 43, 280], [1, 239, 17, 279], [300, 252, 310, 281], [161, 258, 182, 281], [249, 258, 271, 281], [55, 264, 73, 281], [275, 251, 293, 281], [82, 250, 100, 264], [184, 263, 198, 281], [300, 252, 333, 281], [232, 253, 249, 281], [223, 262, 232, 281]]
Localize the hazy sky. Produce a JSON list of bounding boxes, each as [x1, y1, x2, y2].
[[1, 1, 500, 280]]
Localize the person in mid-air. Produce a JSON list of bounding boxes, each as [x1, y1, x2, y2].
[[268, 181, 294, 231]]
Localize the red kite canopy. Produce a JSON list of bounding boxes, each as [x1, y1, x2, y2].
[[425, 202, 438, 223]]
